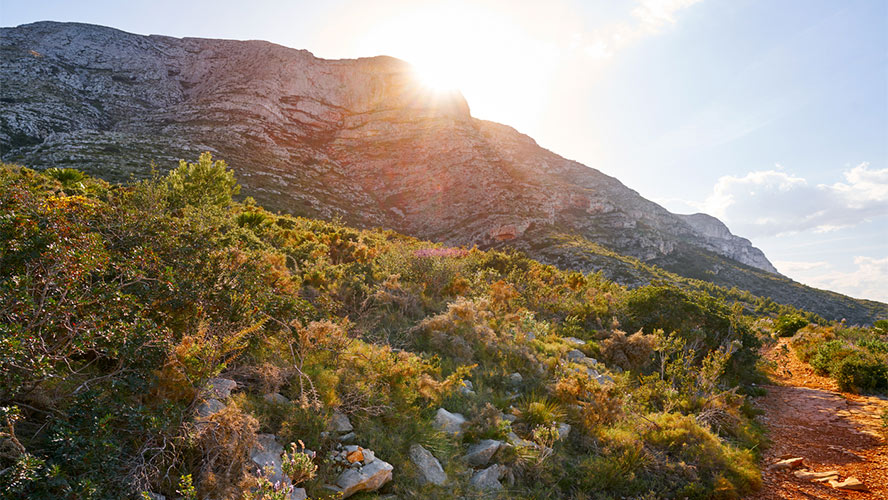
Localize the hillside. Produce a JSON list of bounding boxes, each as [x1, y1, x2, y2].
[[1, 160, 772, 499], [1, 21, 885, 324]]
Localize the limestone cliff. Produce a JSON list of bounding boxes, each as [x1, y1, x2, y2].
[[6, 22, 884, 322]]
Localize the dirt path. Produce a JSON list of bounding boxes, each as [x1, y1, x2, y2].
[[747, 338, 888, 499]]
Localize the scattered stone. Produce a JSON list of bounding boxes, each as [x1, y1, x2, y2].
[[434, 408, 466, 436], [769, 457, 805, 470], [330, 411, 354, 433], [291, 488, 307, 500], [143, 493, 165, 500], [509, 372, 523, 385], [578, 357, 598, 367], [828, 477, 866, 491], [566, 349, 586, 362], [502, 414, 517, 423], [250, 434, 286, 484], [470, 464, 505, 490], [346, 448, 365, 463], [409, 444, 447, 486], [595, 374, 614, 386], [333, 457, 394, 498], [507, 431, 536, 448], [463, 380, 474, 390], [195, 398, 225, 419], [338, 432, 356, 443], [204, 377, 237, 399], [557, 423, 571, 440], [263, 392, 290, 405], [464, 439, 502, 467], [563, 337, 586, 346], [793, 469, 839, 481], [362, 449, 376, 465]]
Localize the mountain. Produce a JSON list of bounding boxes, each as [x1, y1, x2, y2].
[[1, 21, 885, 323]]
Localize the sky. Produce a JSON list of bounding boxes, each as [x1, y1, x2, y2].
[[2, 0, 887, 302]]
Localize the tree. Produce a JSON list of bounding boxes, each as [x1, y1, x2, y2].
[[166, 152, 240, 209]]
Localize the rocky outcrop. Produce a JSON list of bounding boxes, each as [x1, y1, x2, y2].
[[676, 213, 779, 274]]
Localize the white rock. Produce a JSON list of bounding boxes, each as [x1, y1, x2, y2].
[[464, 439, 502, 467], [204, 377, 237, 399], [509, 372, 523, 385], [563, 337, 586, 345], [291, 488, 307, 500], [470, 464, 505, 490], [557, 423, 571, 440], [330, 411, 353, 433], [334, 457, 394, 498], [338, 432, 356, 443], [433, 408, 466, 436], [409, 444, 447, 486]]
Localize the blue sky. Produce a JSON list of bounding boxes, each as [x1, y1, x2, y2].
[[2, 0, 886, 301]]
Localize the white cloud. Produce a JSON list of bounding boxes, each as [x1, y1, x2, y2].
[[581, 0, 704, 59], [779, 256, 888, 303], [701, 162, 888, 237]]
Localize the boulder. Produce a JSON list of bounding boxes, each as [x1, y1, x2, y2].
[[470, 464, 505, 490], [567, 349, 586, 362], [557, 423, 571, 440], [433, 408, 466, 436], [509, 372, 523, 385], [507, 431, 536, 448], [338, 432, 357, 443], [250, 434, 286, 484], [204, 377, 237, 399], [409, 444, 447, 486], [464, 439, 502, 467], [333, 457, 394, 498], [263, 392, 290, 405], [195, 398, 225, 419], [330, 411, 354, 433]]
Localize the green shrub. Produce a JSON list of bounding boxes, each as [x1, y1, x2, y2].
[[166, 152, 240, 209], [774, 314, 807, 337]]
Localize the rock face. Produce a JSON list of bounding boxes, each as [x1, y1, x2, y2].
[[2, 22, 886, 323]]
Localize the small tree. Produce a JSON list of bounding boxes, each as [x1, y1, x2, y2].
[[166, 152, 240, 209]]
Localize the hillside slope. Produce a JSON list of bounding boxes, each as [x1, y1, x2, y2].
[[1, 21, 885, 323]]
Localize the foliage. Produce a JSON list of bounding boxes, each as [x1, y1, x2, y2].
[[0, 159, 779, 499], [774, 314, 808, 337], [792, 324, 888, 392]]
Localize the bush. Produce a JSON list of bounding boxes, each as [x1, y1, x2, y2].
[[774, 314, 807, 337], [166, 152, 240, 209]]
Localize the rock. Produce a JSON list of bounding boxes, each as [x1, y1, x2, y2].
[[563, 337, 586, 346], [567, 349, 586, 362], [433, 408, 466, 436], [463, 380, 474, 390], [333, 457, 394, 498], [464, 439, 502, 467], [204, 377, 237, 399], [503, 414, 517, 423], [330, 411, 353, 433], [595, 374, 614, 385], [556, 423, 571, 440], [362, 448, 376, 465], [470, 464, 505, 490], [507, 431, 536, 448], [346, 448, 364, 463], [291, 488, 307, 500], [263, 392, 290, 404], [250, 434, 286, 484], [769, 457, 805, 470], [409, 444, 447, 486], [338, 432, 356, 443], [509, 372, 523, 385], [143, 493, 165, 500], [828, 477, 866, 491], [578, 357, 598, 367], [195, 398, 226, 419], [793, 469, 839, 481]]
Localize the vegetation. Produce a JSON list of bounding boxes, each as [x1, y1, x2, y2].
[[0, 157, 789, 499], [791, 323, 888, 393]]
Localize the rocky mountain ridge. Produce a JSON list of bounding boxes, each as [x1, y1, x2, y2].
[[2, 21, 885, 322]]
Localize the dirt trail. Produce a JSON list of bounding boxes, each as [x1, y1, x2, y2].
[[747, 338, 888, 499]]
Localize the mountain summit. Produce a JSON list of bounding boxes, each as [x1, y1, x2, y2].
[[2, 21, 885, 322]]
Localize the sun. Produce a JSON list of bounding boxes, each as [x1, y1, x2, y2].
[[411, 59, 463, 93]]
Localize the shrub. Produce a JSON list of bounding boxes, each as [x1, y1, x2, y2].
[[166, 152, 240, 209], [774, 314, 808, 337]]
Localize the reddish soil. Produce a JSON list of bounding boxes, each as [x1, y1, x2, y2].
[[747, 338, 888, 499]]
